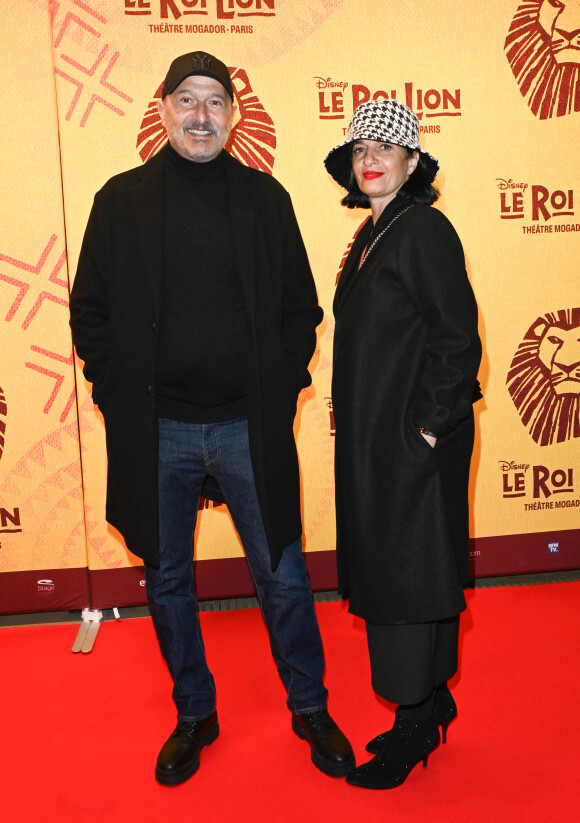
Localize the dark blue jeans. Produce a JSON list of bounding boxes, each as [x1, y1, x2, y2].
[[145, 417, 328, 722]]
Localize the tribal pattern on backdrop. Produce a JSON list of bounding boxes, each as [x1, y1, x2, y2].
[[1, 0, 578, 614]]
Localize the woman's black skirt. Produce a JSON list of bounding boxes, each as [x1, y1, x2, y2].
[[365, 615, 460, 705]]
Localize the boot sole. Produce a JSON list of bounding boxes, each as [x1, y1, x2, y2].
[[346, 747, 437, 790]]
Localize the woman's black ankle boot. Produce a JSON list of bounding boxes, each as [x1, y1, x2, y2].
[[366, 684, 457, 754], [347, 715, 440, 790]]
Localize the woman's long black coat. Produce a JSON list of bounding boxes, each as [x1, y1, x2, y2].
[[332, 195, 481, 625]]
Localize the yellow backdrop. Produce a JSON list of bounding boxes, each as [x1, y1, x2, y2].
[[1, 0, 578, 612]]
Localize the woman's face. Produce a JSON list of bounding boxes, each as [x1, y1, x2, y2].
[[352, 139, 419, 212]]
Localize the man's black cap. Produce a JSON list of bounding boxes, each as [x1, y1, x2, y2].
[[161, 51, 234, 100]]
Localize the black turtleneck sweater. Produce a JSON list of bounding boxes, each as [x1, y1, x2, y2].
[[155, 145, 248, 423]]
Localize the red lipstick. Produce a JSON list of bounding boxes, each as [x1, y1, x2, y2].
[[363, 171, 383, 179]]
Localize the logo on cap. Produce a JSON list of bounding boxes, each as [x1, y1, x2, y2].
[[192, 53, 213, 71]]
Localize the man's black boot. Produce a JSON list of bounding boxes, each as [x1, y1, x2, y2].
[[292, 709, 355, 777], [155, 711, 219, 786]]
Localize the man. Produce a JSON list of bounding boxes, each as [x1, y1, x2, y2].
[[69, 51, 354, 786]]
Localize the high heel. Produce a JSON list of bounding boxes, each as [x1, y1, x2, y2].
[[433, 685, 457, 744], [347, 718, 439, 790]]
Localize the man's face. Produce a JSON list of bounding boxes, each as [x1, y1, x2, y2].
[[157, 75, 236, 163]]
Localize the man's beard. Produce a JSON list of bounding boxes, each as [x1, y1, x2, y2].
[[178, 120, 229, 162]]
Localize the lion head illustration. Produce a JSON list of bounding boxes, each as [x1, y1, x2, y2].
[[136, 67, 276, 173], [507, 308, 580, 445], [505, 1, 580, 119]]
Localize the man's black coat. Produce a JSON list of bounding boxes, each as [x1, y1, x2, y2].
[[70, 147, 322, 569]]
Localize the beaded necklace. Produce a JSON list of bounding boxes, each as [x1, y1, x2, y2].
[[360, 205, 413, 269]]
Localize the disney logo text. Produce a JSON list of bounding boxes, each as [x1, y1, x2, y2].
[[314, 77, 349, 90], [499, 460, 530, 473], [497, 178, 528, 192]]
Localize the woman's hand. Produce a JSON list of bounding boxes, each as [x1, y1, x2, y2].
[[420, 432, 437, 448]]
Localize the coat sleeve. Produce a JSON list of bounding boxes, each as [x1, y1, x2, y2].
[[69, 188, 112, 407], [279, 191, 324, 390], [398, 207, 481, 437]]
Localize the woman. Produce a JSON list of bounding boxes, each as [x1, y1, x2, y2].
[[325, 99, 482, 790]]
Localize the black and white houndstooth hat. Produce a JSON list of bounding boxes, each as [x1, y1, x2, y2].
[[324, 98, 439, 189]]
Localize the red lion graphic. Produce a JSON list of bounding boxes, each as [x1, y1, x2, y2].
[[136, 67, 276, 173], [505, 1, 580, 119], [507, 308, 580, 445]]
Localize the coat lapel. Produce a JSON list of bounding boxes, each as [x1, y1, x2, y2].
[[333, 197, 412, 318], [333, 217, 372, 317], [222, 152, 257, 320], [130, 148, 166, 315]]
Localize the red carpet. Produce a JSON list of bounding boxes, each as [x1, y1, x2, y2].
[[2, 582, 579, 822]]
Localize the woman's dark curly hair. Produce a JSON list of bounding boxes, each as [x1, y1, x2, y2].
[[341, 149, 439, 208]]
